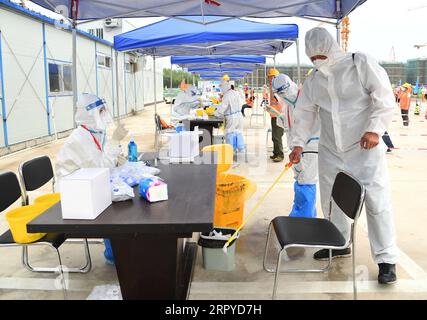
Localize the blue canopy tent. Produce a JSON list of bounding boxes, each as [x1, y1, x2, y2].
[[31, 1, 367, 23], [188, 67, 252, 73], [200, 73, 246, 79], [113, 17, 299, 114], [114, 17, 298, 56], [171, 56, 265, 95], [171, 55, 266, 70], [28, 0, 367, 126]]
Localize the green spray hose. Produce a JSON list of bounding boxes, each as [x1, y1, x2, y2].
[[222, 162, 293, 253]]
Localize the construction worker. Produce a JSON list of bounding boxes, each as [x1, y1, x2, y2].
[[244, 83, 249, 99], [398, 83, 412, 126], [414, 102, 420, 115], [241, 92, 254, 117], [267, 68, 285, 162], [261, 84, 269, 108]]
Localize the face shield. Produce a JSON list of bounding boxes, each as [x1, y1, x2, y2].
[[272, 74, 299, 106], [75, 93, 113, 132]]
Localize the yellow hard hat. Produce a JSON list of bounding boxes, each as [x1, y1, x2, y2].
[[268, 68, 279, 77], [244, 83, 248, 86], [222, 74, 230, 81], [402, 82, 412, 89]]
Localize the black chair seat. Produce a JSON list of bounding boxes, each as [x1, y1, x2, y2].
[[0, 230, 66, 249], [272, 216, 346, 248]]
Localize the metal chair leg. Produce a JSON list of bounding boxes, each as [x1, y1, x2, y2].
[[352, 241, 357, 300], [263, 222, 274, 272], [272, 250, 284, 300], [54, 248, 68, 300], [22, 240, 92, 273]]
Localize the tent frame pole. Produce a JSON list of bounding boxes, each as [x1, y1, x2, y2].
[[153, 55, 157, 115], [170, 63, 173, 89], [336, 0, 342, 45], [296, 39, 301, 85], [72, 19, 77, 128], [115, 50, 120, 123]]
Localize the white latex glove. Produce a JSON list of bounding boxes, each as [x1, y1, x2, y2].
[[117, 154, 127, 166], [112, 124, 128, 142]]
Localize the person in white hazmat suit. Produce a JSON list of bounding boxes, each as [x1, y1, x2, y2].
[[289, 27, 398, 284], [171, 84, 200, 121], [214, 80, 245, 152], [272, 73, 320, 218], [55, 93, 128, 265]]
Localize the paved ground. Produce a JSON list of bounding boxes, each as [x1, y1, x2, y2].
[[0, 98, 426, 300]]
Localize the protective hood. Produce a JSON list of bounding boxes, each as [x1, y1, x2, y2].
[[185, 85, 198, 96], [305, 27, 346, 67], [220, 80, 231, 93], [272, 74, 299, 105], [75, 93, 113, 131]]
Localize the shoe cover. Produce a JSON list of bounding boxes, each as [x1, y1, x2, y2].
[[236, 133, 245, 151], [104, 239, 115, 264], [289, 182, 317, 218]]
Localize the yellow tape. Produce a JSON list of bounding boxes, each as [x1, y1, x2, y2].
[[222, 162, 293, 253]]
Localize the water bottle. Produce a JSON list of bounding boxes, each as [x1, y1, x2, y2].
[[128, 139, 138, 162]]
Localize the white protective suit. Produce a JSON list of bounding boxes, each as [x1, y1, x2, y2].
[[272, 74, 320, 185], [215, 81, 245, 151], [215, 81, 244, 135], [292, 27, 398, 264], [171, 85, 200, 121], [55, 94, 123, 180]]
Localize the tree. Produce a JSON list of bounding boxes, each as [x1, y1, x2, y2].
[[163, 69, 200, 88]]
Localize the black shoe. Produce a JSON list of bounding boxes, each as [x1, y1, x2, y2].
[[272, 155, 284, 162], [378, 263, 397, 285], [270, 154, 277, 159], [386, 148, 392, 153], [313, 248, 352, 261]]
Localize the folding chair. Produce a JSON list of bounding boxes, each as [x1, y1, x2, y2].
[[19, 156, 91, 273], [154, 113, 175, 151], [0, 172, 67, 299], [263, 171, 366, 300]]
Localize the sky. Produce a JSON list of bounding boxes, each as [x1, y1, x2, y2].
[[16, 0, 427, 66]]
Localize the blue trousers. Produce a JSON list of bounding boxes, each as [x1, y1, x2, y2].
[[226, 132, 245, 152]]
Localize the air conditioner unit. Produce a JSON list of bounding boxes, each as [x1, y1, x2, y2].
[[104, 18, 121, 28]]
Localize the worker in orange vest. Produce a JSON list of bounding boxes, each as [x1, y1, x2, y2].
[[267, 68, 285, 162], [261, 84, 269, 108], [243, 83, 249, 99], [398, 83, 412, 126], [241, 92, 254, 116]]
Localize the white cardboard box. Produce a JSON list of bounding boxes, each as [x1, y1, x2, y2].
[[168, 130, 201, 163], [59, 168, 112, 220]]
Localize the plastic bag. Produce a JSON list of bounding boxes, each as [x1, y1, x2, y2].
[[111, 177, 135, 202], [139, 176, 168, 202], [110, 161, 160, 185]]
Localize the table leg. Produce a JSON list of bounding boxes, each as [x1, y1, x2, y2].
[[110, 235, 196, 300]]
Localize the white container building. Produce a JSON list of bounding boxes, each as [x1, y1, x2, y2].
[[0, 0, 164, 155]]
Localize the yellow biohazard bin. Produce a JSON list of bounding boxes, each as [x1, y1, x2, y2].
[[202, 144, 234, 174], [34, 193, 61, 207], [214, 174, 256, 229], [6, 203, 50, 243]]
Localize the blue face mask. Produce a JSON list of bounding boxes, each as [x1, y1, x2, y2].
[[275, 93, 298, 108], [88, 129, 106, 150]]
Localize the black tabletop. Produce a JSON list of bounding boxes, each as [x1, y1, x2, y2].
[[27, 159, 217, 236]]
